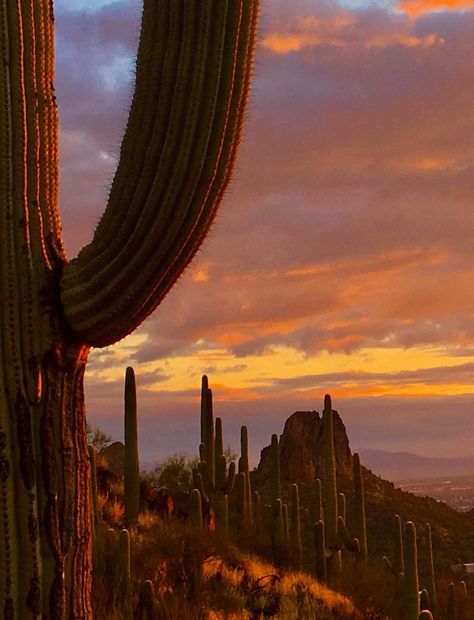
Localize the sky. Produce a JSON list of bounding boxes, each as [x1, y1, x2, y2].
[[55, 0, 474, 466]]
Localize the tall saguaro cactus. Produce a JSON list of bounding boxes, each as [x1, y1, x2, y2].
[[0, 2, 259, 617], [124, 367, 139, 528]]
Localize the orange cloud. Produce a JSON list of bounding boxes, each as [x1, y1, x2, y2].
[[397, 0, 474, 17]]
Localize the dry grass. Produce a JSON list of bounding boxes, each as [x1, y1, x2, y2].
[[92, 512, 362, 619]]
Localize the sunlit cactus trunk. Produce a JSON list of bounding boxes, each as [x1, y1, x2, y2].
[[0, 1, 259, 617]]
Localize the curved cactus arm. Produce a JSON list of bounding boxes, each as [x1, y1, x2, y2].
[[337, 516, 360, 554], [60, 1, 260, 347], [192, 469, 209, 505]]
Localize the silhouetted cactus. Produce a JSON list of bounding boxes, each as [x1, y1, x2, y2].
[[239, 425, 253, 525], [403, 521, 420, 620], [0, 1, 259, 613], [321, 395, 341, 579], [124, 366, 140, 527], [138, 580, 157, 620], [270, 433, 282, 503], [353, 453, 368, 562], [425, 523, 438, 616], [290, 483, 302, 570], [315, 520, 328, 583], [271, 499, 286, 567], [115, 529, 132, 618], [196, 383, 235, 536], [383, 514, 405, 577], [189, 489, 203, 530], [315, 478, 324, 523]]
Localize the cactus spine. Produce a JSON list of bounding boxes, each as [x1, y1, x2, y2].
[[124, 367, 140, 527], [0, 1, 258, 614]]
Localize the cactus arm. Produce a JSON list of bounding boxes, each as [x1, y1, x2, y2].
[[337, 516, 360, 554], [60, 1, 260, 347]]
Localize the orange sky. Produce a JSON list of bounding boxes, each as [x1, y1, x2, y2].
[[57, 0, 474, 462]]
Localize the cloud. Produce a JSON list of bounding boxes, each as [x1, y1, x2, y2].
[[56, 1, 474, 459], [397, 0, 474, 17]]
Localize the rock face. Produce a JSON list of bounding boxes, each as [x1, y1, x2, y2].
[[99, 441, 125, 476], [255, 410, 352, 484]]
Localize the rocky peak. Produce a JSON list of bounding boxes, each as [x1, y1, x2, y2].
[[255, 409, 352, 484]]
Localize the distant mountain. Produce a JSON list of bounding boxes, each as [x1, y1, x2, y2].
[[358, 448, 474, 481], [253, 410, 474, 571]]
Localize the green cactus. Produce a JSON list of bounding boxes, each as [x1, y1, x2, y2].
[[124, 366, 140, 527], [0, 2, 258, 614], [189, 489, 203, 529], [270, 433, 282, 503], [290, 483, 302, 570]]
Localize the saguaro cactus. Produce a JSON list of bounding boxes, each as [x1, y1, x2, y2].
[[0, 2, 259, 617], [124, 366, 140, 527]]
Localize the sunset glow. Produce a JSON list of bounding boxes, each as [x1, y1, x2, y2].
[[58, 0, 474, 461]]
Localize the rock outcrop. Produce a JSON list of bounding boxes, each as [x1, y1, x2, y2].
[[254, 409, 352, 484]]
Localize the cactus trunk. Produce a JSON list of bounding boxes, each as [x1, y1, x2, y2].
[[0, 1, 259, 616], [124, 367, 140, 527]]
